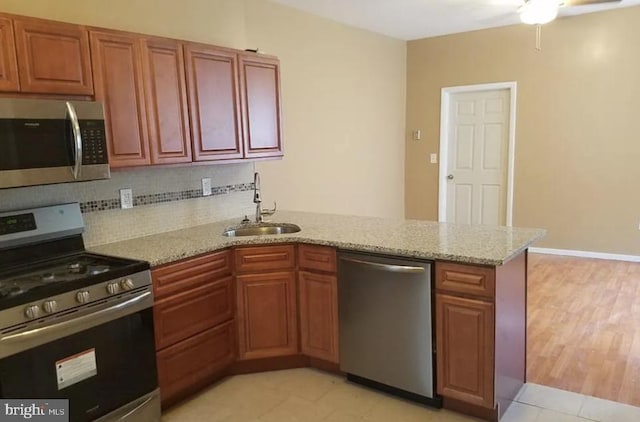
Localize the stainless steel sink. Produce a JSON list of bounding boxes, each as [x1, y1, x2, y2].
[[223, 223, 301, 237]]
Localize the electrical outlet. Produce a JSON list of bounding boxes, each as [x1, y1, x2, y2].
[[202, 178, 212, 196], [430, 153, 438, 164], [119, 189, 133, 209]]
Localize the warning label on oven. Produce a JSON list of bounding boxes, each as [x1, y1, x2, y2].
[[55, 348, 97, 390]]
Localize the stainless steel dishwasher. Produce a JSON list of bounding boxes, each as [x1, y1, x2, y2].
[[338, 251, 440, 406]]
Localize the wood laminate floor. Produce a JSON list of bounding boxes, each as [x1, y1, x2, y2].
[[527, 253, 640, 406]]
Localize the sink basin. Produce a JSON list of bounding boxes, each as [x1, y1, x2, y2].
[[223, 223, 301, 237]]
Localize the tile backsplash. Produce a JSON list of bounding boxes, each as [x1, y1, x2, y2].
[[0, 163, 256, 247]]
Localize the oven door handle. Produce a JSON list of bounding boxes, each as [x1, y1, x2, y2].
[[65, 101, 83, 179], [0, 291, 152, 353]]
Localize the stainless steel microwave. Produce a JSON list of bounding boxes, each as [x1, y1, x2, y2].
[[0, 98, 110, 189]]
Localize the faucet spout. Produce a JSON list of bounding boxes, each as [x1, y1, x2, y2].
[[252, 172, 276, 223], [253, 172, 261, 204]]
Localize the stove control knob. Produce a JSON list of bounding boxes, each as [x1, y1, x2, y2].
[[42, 300, 58, 314], [76, 290, 90, 304], [24, 305, 40, 319], [120, 278, 135, 291], [106, 282, 120, 295]]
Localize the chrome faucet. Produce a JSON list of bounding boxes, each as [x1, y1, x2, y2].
[[253, 172, 276, 223]]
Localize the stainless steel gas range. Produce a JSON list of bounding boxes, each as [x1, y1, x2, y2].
[[0, 203, 160, 421]]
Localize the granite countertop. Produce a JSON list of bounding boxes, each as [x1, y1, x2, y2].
[[89, 210, 546, 267]]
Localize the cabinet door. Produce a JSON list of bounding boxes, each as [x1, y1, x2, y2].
[[14, 17, 92, 95], [436, 293, 495, 409], [239, 55, 283, 159], [90, 31, 150, 167], [154, 276, 233, 350], [184, 44, 243, 161], [0, 18, 19, 92], [141, 38, 192, 164], [299, 271, 339, 363], [156, 320, 235, 405], [236, 271, 298, 360]]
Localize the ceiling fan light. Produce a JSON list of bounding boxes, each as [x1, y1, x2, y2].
[[520, 0, 559, 24]]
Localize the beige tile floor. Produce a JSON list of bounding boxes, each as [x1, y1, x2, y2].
[[162, 369, 640, 422]]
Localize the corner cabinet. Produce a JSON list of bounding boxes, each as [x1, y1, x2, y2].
[[13, 17, 93, 95], [239, 55, 283, 159], [0, 17, 19, 92], [235, 245, 298, 360]]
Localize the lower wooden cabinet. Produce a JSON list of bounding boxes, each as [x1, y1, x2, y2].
[[156, 321, 235, 404], [436, 293, 495, 408], [236, 271, 298, 360], [152, 250, 235, 406], [153, 276, 233, 350], [299, 271, 339, 363]]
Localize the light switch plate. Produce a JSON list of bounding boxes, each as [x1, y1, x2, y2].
[[202, 178, 212, 196], [430, 153, 438, 164], [412, 130, 422, 141], [120, 189, 133, 209]]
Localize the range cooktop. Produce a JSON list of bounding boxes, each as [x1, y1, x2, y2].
[[0, 252, 149, 311]]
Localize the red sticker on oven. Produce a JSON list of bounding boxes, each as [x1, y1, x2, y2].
[[55, 348, 97, 390]]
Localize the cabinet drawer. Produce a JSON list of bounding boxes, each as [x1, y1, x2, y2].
[[435, 262, 495, 299], [152, 250, 231, 300], [298, 244, 336, 273], [157, 320, 235, 405], [154, 276, 233, 350], [235, 245, 295, 273]]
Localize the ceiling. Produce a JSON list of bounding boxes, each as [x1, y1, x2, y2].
[[270, 0, 640, 40]]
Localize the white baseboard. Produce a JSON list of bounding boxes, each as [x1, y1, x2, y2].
[[529, 247, 640, 263]]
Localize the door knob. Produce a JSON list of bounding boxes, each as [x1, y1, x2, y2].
[[447, 174, 454, 180]]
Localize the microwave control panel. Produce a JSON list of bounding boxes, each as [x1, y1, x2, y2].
[[79, 120, 108, 165]]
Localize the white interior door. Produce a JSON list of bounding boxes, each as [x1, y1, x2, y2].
[[444, 88, 511, 225]]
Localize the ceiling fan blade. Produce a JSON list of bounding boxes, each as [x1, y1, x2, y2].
[[564, 0, 620, 6]]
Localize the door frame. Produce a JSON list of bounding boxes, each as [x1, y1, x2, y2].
[[438, 81, 518, 226]]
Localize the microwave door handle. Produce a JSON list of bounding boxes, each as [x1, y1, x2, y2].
[[65, 101, 82, 179]]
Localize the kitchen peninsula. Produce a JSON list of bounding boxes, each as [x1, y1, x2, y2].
[[91, 211, 545, 421]]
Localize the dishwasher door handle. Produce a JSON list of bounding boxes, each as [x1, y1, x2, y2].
[[339, 256, 426, 274]]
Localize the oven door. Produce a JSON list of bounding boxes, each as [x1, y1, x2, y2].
[[0, 306, 158, 421], [0, 98, 110, 189]]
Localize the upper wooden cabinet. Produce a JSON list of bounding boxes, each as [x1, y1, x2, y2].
[[239, 55, 283, 159], [0, 18, 19, 92], [184, 44, 244, 161], [142, 38, 192, 164], [90, 30, 150, 168], [13, 17, 93, 95], [0, 12, 285, 165]]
